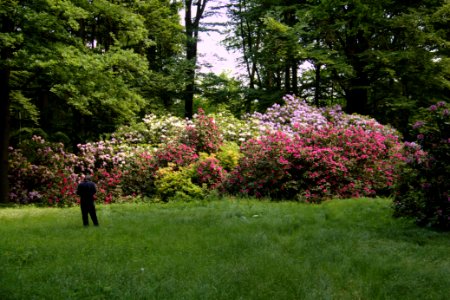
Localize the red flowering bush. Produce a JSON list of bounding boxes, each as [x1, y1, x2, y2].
[[93, 168, 123, 204]]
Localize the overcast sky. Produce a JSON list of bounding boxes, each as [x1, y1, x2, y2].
[[190, 1, 244, 76]]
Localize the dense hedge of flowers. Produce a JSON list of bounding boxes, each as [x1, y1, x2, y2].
[[224, 124, 404, 202], [8, 95, 408, 206], [393, 102, 449, 230]]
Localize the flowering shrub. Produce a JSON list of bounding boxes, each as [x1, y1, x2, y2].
[[8, 96, 408, 205], [9, 136, 128, 205], [192, 156, 227, 190], [93, 168, 123, 204], [250, 94, 328, 135], [8, 136, 80, 206], [153, 143, 199, 168], [224, 131, 295, 198], [120, 151, 158, 197], [112, 113, 186, 146], [224, 121, 404, 202], [8, 147, 50, 204], [179, 108, 223, 154], [394, 102, 449, 230], [290, 125, 404, 201], [212, 111, 257, 144]]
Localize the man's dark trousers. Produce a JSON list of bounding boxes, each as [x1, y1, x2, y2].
[[81, 200, 98, 226]]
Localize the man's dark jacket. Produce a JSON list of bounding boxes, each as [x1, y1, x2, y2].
[[77, 179, 96, 202]]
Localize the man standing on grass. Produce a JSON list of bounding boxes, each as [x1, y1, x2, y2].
[[77, 175, 99, 227]]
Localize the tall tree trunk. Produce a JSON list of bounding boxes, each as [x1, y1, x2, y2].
[[0, 15, 14, 203], [184, 0, 207, 119], [284, 63, 290, 93], [314, 63, 321, 106], [345, 75, 369, 115], [291, 62, 298, 95], [0, 68, 11, 203]]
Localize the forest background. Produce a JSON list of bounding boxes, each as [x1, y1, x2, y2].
[[1, 0, 449, 213]]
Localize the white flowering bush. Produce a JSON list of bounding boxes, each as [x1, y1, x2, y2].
[[211, 111, 258, 144], [112, 113, 187, 146]]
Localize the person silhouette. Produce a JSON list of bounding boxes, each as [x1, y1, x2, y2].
[[76, 175, 99, 226]]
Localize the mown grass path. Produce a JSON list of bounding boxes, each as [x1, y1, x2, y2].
[[1, 198, 449, 299]]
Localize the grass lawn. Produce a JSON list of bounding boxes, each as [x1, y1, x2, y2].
[[0, 197, 449, 299]]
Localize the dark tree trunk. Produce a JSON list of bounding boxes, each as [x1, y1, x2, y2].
[[284, 64, 290, 93], [184, 0, 207, 119], [314, 63, 321, 106], [0, 68, 11, 203], [291, 62, 298, 95], [345, 75, 369, 115], [0, 15, 14, 203]]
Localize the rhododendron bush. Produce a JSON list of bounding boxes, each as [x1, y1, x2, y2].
[[8, 96, 407, 206], [393, 102, 449, 230], [224, 125, 404, 202]]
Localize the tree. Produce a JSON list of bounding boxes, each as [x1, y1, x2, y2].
[[196, 71, 244, 115], [226, 0, 450, 131], [183, 0, 209, 119], [1, 0, 186, 203], [0, 0, 17, 203]]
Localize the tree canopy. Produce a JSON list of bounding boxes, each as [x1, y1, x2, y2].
[[225, 0, 450, 130]]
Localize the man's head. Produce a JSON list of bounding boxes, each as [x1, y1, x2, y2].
[[84, 175, 92, 181]]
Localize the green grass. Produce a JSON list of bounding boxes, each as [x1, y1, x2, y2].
[[0, 198, 449, 300]]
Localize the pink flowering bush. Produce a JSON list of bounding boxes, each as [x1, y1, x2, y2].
[[394, 102, 449, 230], [120, 151, 159, 197], [8, 136, 81, 206], [290, 125, 404, 201], [9, 136, 126, 205], [223, 131, 294, 198], [153, 143, 199, 168], [224, 119, 404, 202], [192, 156, 227, 190], [179, 108, 223, 154]]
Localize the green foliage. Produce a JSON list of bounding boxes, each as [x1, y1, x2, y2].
[[2, 0, 186, 146], [154, 165, 204, 202], [10, 91, 39, 125], [215, 141, 242, 171], [196, 72, 245, 115], [226, 0, 450, 132], [394, 101, 450, 230]]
